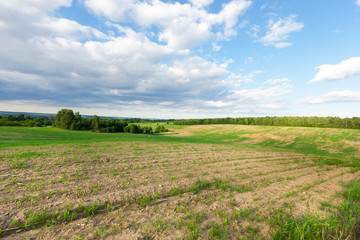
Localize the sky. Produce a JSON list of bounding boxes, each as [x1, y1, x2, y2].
[[0, 0, 360, 119]]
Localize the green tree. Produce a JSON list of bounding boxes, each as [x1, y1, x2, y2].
[[93, 115, 99, 130], [55, 109, 75, 129]]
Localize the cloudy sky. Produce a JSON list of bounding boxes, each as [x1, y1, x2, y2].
[[1, 0, 360, 118]]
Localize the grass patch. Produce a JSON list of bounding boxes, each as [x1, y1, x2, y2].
[[11, 160, 26, 168], [271, 178, 360, 240], [84, 203, 99, 216]]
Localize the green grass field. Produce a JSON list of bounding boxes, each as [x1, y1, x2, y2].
[[0, 125, 359, 239], [1, 125, 359, 164]]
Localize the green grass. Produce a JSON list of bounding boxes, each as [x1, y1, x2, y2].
[[1, 125, 359, 167], [271, 178, 360, 240], [0, 126, 224, 147]]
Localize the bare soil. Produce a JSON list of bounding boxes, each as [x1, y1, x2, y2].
[[1, 137, 358, 239]]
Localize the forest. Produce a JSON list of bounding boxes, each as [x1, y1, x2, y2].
[[174, 116, 360, 129]]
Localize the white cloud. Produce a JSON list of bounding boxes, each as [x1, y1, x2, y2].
[[227, 70, 262, 86], [0, 0, 72, 14], [272, 42, 292, 48], [246, 24, 260, 38], [84, 0, 251, 49], [0, 0, 232, 107], [260, 14, 303, 48], [159, 101, 175, 106], [303, 91, 360, 104], [196, 82, 292, 114], [216, 0, 252, 40], [84, 0, 134, 22], [265, 78, 290, 84], [356, 0, 360, 6], [227, 83, 292, 101], [158, 17, 213, 48], [188, 0, 214, 8], [0, 0, 299, 118], [310, 57, 360, 83], [212, 42, 222, 51]]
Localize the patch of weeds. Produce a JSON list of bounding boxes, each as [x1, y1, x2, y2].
[[342, 179, 360, 201], [187, 220, 199, 240], [59, 209, 77, 222], [105, 203, 115, 212], [177, 216, 184, 229], [8, 152, 43, 159], [11, 160, 26, 168], [261, 179, 271, 187], [229, 199, 236, 207], [302, 184, 315, 191], [208, 221, 229, 239], [286, 176, 296, 181], [284, 190, 298, 198], [254, 195, 261, 201], [185, 173, 193, 178], [93, 228, 108, 239], [316, 157, 345, 167], [276, 177, 284, 182], [73, 236, 85, 240], [319, 201, 333, 211], [246, 223, 259, 235], [271, 178, 360, 240], [155, 218, 173, 233], [77, 202, 84, 211], [189, 180, 212, 194], [111, 225, 121, 234], [129, 220, 139, 229], [213, 178, 252, 193], [185, 211, 206, 239], [23, 209, 56, 229], [171, 187, 183, 196], [140, 195, 152, 207], [84, 202, 99, 216], [232, 207, 254, 220]]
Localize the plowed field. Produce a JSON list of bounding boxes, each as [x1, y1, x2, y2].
[[0, 125, 359, 239]]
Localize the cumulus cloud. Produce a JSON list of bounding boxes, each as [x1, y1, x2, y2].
[[84, 0, 252, 49], [0, 1, 231, 107], [189, 0, 214, 8], [303, 91, 360, 104], [309, 57, 360, 83], [357, 0, 360, 6], [199, 82, 292, 114], [84, 0, 134, 22], [0, 0, 297, 117], [0, 0, 72, 14], [259, 14, 303, 48]]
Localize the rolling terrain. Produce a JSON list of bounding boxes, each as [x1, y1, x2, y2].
[[0, 124, 359, 239]]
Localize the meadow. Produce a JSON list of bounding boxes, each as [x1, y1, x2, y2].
[[0, 124, 359, 239]]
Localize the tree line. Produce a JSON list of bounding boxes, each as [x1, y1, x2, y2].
[[0, 114, 53, 127], [173, 116, 360, 129], [0, 109, 169, 134], [54, 109, 168, 134]]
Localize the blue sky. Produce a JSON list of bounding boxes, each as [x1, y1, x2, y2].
[[0, 0, 360, 118]]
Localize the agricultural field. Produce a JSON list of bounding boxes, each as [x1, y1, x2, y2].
[[0, 124, 360, 239]]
